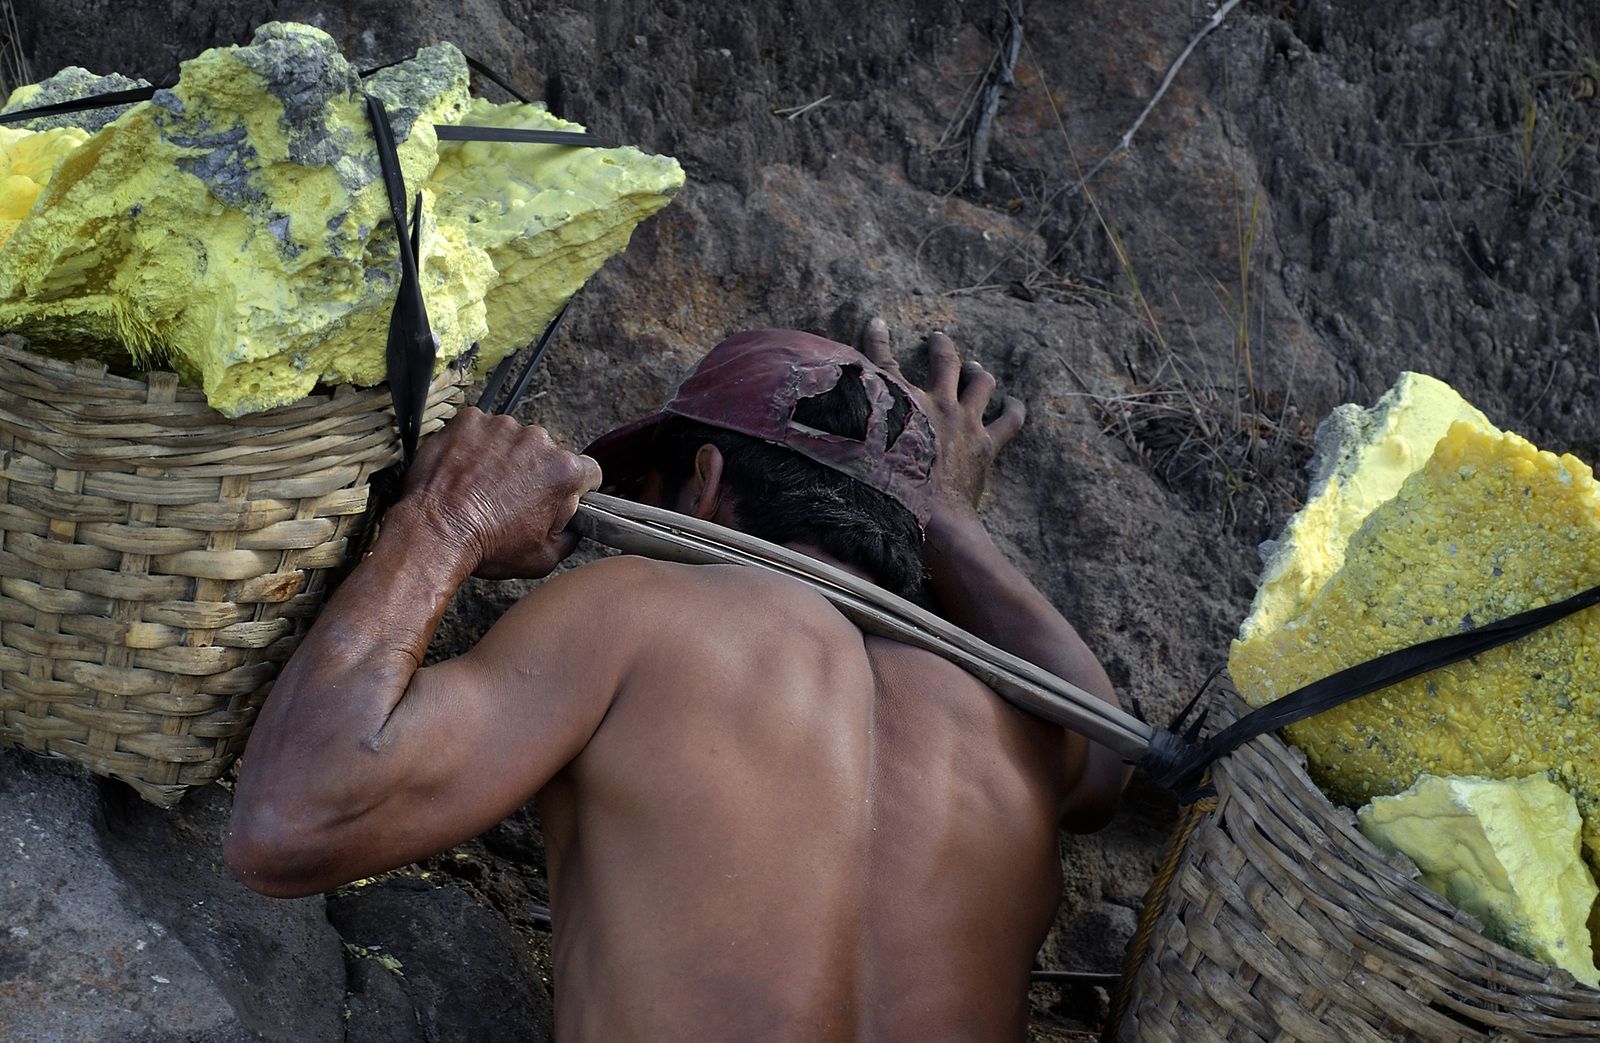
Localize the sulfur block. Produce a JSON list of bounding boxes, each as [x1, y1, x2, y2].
[[1359, 774, 1599, 986], [425, 97, 684, 369], [1230, 422, 1600, 866], [0, 24, 681, 416], [0, 125, 89, 249], [1240, 372, 1498, 641], [1, 67, 153, 133], [0, 24, 483, 413]]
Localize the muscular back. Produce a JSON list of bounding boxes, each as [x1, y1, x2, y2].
[[536, 556, 1071, 1041]]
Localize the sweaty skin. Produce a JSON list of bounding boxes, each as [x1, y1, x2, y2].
[[226, 323, 1126, 1041]]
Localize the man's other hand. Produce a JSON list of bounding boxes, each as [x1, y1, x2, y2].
[[859, 317, 1024, 512], [862, 316, 1129, 828], [399, 408, 602, 580]]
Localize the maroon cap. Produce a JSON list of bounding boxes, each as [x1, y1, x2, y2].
[[584, 329, 938, 523]]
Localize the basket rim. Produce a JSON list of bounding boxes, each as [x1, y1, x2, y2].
[[0, 334, 475, 423], [1115, 692, 1600, 1043]]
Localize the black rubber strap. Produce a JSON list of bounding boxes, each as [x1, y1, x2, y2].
[[435, 124, 604, 146], [0, 84, 161, 124], [1139, 580, 1600, 794], [0, 56, 600, 146], [475, 351, 521, 413], [495, 302, 571, 415], [463, 55, 531, 104], [364, 93, 436, 465]]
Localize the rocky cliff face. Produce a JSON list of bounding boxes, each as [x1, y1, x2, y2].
[[4, 1, 1598, 1038]]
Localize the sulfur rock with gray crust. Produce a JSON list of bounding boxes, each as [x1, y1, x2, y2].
[[363, 41, 474, 141], [0, 22, 489, 414], [0, 21, 682, 416], [1, 67, 153, 133]]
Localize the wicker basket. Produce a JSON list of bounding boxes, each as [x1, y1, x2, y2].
[[0, 335, 468, 806], [1112, 694, 1600, 1043]]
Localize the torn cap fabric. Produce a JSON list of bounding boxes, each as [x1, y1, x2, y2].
[[584, 329, 938, 523]]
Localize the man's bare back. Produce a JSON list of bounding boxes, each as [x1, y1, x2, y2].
[[536, 559, 1067, 1038], [225, 324, 1127, 1041]]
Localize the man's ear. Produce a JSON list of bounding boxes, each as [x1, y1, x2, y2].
[[686, 444, 726, 521]]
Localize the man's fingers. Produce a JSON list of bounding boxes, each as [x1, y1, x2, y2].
[[574, 453, 604, 494], [860, 316, 901, 375], [958, 359, 996, 408], [987, 395, 1026, 449], [926, 331, 961, 398]]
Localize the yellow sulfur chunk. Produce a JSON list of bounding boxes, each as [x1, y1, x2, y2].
[[426, 97, 683, 370], [0, 126, 89, 248], [0, 24, 476, 412], [0, 23, 681, 416], [1358, 774, 1599, 986], [1240, 373, 1497, 641], [1230, 422, 1600, 865]]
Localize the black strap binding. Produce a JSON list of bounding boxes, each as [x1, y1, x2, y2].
[[363, 93, 435, 466], [462, 55, 531, 104], [0, 57, 603, 144], [434, 125, 605, 146], [0, 84, 162, 124], [477, 302, 572, 415], [1139, 580, 1600, 797]]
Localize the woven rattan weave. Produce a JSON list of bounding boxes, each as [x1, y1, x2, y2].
[[0, 335, 467, 806], [1112, 694, 1600, 1043]]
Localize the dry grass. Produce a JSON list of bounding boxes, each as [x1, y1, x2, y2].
[[1079, 354, 1314, 540], [0, 0, 27, 104], [1497, 36, 1597, 210], [932, 7, 1312, 541]]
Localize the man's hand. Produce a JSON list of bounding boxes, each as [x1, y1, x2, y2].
[[860, 316, 1127, 830], [859, 317, 1024, 512], [399, 408, 602, 580], [228, 408, 616, 896]]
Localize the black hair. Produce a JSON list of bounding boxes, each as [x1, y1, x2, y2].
[[650, 366, 927, 601]]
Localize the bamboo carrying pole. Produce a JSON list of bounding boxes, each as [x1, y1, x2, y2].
[[570, 493, 1155, 758]]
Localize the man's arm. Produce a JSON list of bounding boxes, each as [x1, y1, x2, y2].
[[225, 410, 617, 897], [921, 503, 1129, 832], [862, 320, 1130, 832]]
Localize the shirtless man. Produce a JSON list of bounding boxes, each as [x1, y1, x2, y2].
[[225, 320, 1128, 1040]]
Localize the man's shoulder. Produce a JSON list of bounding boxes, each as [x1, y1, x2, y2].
[[563, 552, 798, 594], [546, 553, 861, 648]]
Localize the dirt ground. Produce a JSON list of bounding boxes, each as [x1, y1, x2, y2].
[[10, 0, 1600, 1037]]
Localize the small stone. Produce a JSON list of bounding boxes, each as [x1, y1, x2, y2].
[[0, 746, 346, 1040]]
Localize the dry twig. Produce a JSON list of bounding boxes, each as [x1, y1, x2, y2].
[[935, 54, 996, 150], [771, 94, 832, 120], [969, 0, 1023, 191], [1067, 0, 1243, 198], [0, 0, 28, 102]]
